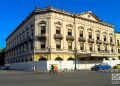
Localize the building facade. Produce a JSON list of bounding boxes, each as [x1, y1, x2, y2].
[[115, 32, 120, 59], [5, 7, 117, 67]]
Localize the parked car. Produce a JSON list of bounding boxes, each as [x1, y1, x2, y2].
[[91, 63, 111, 71], [0, 66, 10, 70], [113, 64, 120, 69]]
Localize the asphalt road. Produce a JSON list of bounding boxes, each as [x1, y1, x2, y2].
[[0, 71, 113, 86]]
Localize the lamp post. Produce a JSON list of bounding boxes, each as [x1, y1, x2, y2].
[[73, 48, 77, 71], [73, 13, 77, 71]]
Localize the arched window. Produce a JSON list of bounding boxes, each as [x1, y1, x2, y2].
[[89, 58, 95, 60], [39, 21, 46, 35], [54, 21, 62, 34], [25, 58, 28, 62], [21, 59, 24, 62], [119, 56, 120, 60], [18, 59, 20, 63], [98, 58, 104, 60], [30, 24, 34, 28], [78, 26, 84, 30], [67, 57, 74, 60], [39, 57, 48, 61], [55, 57, 63, 61], [79, 58, 86, 60], [66, 24, 73, 36], [39, 21, 46, 24], [87, 28, 92, 31], [105, 58, 109, 60], [30, 58, 32, 61], [55, 21, 62, 25], [112, 58, 115, 60], [66, 24, 73, 27]]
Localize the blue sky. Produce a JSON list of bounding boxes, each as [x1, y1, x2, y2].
[[0, 0, 120, 48]]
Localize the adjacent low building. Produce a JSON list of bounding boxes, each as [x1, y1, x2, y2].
[[5, 7, 118, 70], [0, 48, 5, 67], [115, 32, 120, 59]]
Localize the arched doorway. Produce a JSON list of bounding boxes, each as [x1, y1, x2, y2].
[[119, 56, 120, 60], [112, 58, 115, 60], [25, 58, 28, 62], [55, 57, 63, 61], [39, 57, 48, 61], [30, 58, 32, 61], [67, 57, 74, 60], [79, 57, 86, 60], [105, 58, 109, 60]]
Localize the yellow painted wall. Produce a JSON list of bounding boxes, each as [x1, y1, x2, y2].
[[34, 53, 74, 61]]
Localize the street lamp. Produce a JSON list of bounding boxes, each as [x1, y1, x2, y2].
[[73, 13, 77, 71], [73, 48, 77, 71]]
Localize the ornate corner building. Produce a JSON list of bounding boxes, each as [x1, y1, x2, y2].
[[5, 7, 118, 65]]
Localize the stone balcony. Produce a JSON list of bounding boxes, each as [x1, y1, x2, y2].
[[28, 36, 33, 41], [66, 36, 74, 41], [88, 38, 94, 43], [96, 40, 102, 44], [37, 34, 47, 40], [110, 42, 115, 46], [54, 34, 63, 40], [103, 41, 109, 45], [99, 50, 110, 53], [78, 37, 86, 42], [23, 37, 28, 43]]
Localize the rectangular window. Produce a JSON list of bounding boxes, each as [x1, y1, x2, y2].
[[105, 46, 107, 52], [97, 34, 100, 40], [68, 29, 72, 36], [41, 26, 46, 35], [89, 44, 93, 51], [41, 41, 46, 49], [24, 44, 27, 52], [80, 43, 84, 50], [19, 37, 21, 43], [31, 29, 33, 36], [80, 30, 83, 37], [17, 36, 19, 44], [97, 45, 100, 51], [68, 41, 72, 50], [56, 40, 61, 50], [27, 31, 29, 38], [23, 34, 24, 40], [31, 41, 33, 50], [117, 40, 119, 46], [21, 45, 24, 53], [88, 32, 92, 39], [104, 35, 106, 41], [19, 47, 21, 53], [26, 43, 28, 51], [118, 49, 120, 53], [19, 33, 21, 42], [56, 26, 61, 34], [111, 47, 113, 53], [110, 37, 113, 42]]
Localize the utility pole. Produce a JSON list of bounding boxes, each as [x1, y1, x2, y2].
[[74, 14, 77, 71]]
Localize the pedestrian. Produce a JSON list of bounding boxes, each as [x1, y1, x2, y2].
[[51, 65, 54, 72], [54, 66, 58, 72]]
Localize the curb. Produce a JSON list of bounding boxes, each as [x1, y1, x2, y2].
[[98, 69, 120, 73]]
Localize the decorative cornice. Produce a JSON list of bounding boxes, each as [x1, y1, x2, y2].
[[6, 6, 114, 41]]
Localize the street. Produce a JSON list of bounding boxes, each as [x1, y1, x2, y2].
[[0, 71, 113, 86]]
